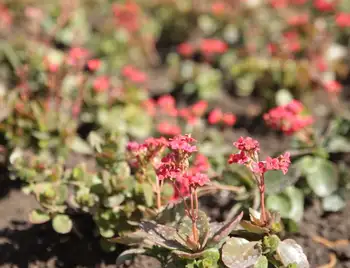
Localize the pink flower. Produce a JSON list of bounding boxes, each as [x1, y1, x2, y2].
[[67, 47, 90, 66], [266, 157, 280, 170], [122, 65, 147, 83], [113, 1, 140, 32], [222, 113, 237, 126], [323, 80, 342, 94], [233, 137, 260, 152], [211, 1, 226, 15], [314, 0, 335, 12], [192, 154, 210, 172], [93, 76, 110, 92], [157, 95, 177, 116], [87, 59, 101, 71], [157, 122, 181, 136], [169, 134, 197, 153], [269, 0, 288, 9], [186, 173, 209, 187], [336, 13, 350, 27], [228, 151, 249, 164], [208, 108, 223, 124], [191, 100, 208, 117], [127, 141, 142, 152], [0, 4, 12, 29], [278, 152, 291, 174], [177, 43, 194, 57], [252, 161, 266, 175], [287, 13, 309, 26], [200, 39, 228, 56]]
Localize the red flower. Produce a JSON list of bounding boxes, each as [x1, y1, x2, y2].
[[222, 113, 236, 126], [233, 137, 260, 152], [335, 13, 350, 28], [314, 0, 335, 12], [185, 173, 209, 188], [67, 47, 90, 66], [122, 65, 147, 83], [113, 1, 140, 32], [93, 76, 110, 92], [228, 151, 249, 164], [157, 95, 177, 116], [192, 154, 210, 172], [252, 161, 267, 175], [200, 39, 228, 56], [177, 43, 194, 57], [191, 100, 208, 117], [264, 100, 313, 135], [211, 1, 226, 15], [266, 156, 280, 170], [269, 0, 288, 8], [169, 134, 197, 153], [157, 122, 181, 136], [277, 152, 291, 175], [0, 4, 12, 29], [208, 108, 223, 124], [287, 13, 309, 26], [323, 80, 342, 94], [87, 59, 101, 71]]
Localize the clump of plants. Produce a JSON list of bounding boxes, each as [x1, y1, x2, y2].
[[114, 135, 309, 267]]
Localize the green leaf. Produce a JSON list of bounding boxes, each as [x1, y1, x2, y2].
[[326, 136, 350, 153], [29, 209, 50, 224], [177, 210, 209, 249], [277, 239, 309, 268], [305, 158, 339, 197], [221, 237, 262, 268], [69, 137, 93, 155], [116, 248, 146, 265], [322, 194, 345, 212], [254, 256, 268, 268], [266, 186, 304, 222], [52, 214, 73, 234], [264, 168, 299, 194], [142, 183, 154, 207]]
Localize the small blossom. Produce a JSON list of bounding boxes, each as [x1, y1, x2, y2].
[[251, 161, 266, 175], [186, 173, 210, 188], [228, 151, 249, 164], [67, 47, 90, 66], [87, 59, 101, 71], [222, 113, 237, 126], [113, 1, 140, 32], [314, 0, 335, 12], [211, 1, 226, 15], [208, 108, 223, 124], [169, 134, 197, 153], [157, 95, 177, 116], [93, 76, 110, 92], [191, 100, 208, 117], [122, 65, 147, 83], [192, 154, 210, 172], [278, 152, 291, 175], [323, 80, 342, 94], [200, 39, 228, 56], [336, 13, 350, 27], [233, 137, 260, 152], [157, 122, 181, 136], [266, 157, 280, 170], [177, 43, 194, 57]]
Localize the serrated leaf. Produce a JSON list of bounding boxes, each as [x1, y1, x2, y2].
[[29, 209, 50, 224], [305, 158, 338, 197], [221, 237, 262, 268], [277, 239, 309, 268], [52, 214, 73, 234]]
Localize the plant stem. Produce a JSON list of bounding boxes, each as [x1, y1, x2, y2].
[[190, 188, 198, 244], [259, 174, 267, 224], [156, 177, 162, 210]]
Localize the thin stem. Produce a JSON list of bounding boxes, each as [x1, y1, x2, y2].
[[156, 177, 162, 210], [259, 174, 267, 224], [190, 189, 198, 243]]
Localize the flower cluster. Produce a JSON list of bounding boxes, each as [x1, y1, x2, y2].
[[177, 39, 228, 58], [122, 65, 147, 84], [112, 1, 140, 33], [228, 137, 291, 175], [263, 100, 313, 135], [156, 135, 209, 191], [208, 108, 237, 127]]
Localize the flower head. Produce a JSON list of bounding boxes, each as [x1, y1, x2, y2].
[[233, 137, 260, 152]]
